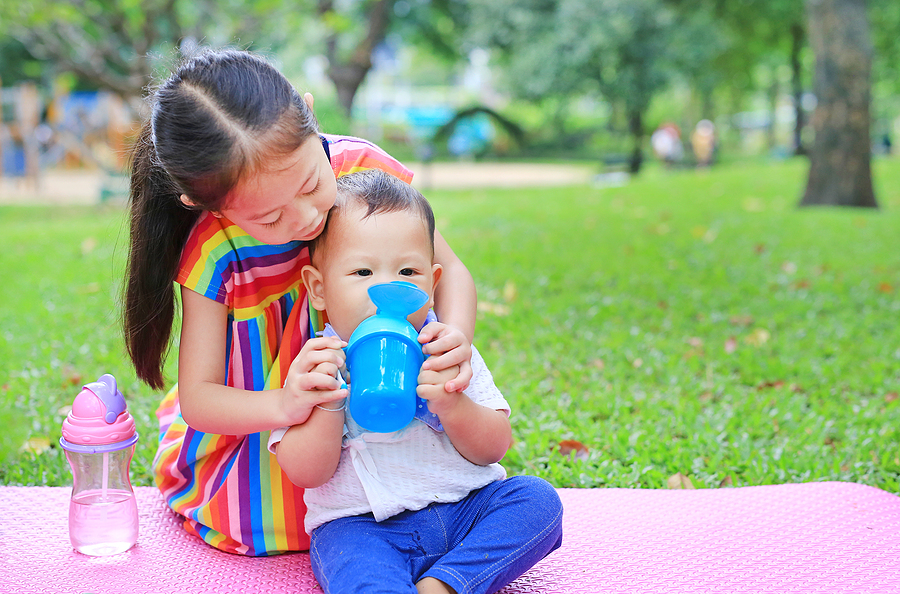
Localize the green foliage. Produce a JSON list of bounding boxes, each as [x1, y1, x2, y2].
[[1, 158, 899, 493]]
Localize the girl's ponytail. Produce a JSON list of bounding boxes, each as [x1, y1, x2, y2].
[[123, 121, 199, 389]]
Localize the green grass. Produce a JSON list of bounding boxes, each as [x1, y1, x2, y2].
[[1, 156, 899, 493]]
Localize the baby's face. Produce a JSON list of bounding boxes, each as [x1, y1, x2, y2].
[[313, 202, 440, 340]]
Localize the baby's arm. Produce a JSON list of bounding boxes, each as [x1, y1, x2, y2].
[[423, 230, 475, 391], [275, 403, 345, 488], [417, 364, 511, 466], [178, 286, 347, 435]]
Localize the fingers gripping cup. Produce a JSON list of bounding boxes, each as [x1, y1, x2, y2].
[[59, 374, 139, 556], [345, 282, 429, 433]]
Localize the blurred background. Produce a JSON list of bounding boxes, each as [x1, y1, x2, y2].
[[0, 0, 897, 205]]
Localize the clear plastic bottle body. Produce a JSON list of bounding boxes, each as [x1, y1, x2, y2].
[[65, 445, 138, 556]]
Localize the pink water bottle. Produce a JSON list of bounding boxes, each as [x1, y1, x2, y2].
[[59, 374, 139, 556]]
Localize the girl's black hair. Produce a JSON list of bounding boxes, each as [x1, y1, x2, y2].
[[124, 49, 319, 389], [310, 169, 436, 260]]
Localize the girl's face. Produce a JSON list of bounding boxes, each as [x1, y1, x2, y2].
[[218, 135, 337, 245]]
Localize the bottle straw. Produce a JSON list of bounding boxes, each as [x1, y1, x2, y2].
[[102, 451, 109, 501]]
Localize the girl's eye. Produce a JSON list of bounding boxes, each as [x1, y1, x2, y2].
[[263, 213, 283, 228], [353, 269, 373, 277], [303, 180, 321, 195], [399, 268, 415, 276]]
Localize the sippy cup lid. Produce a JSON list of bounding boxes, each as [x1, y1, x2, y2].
[[60, 374, 138, 453]]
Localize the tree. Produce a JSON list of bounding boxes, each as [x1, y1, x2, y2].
[[0, 0, 307, 102], [470, 0, 718, 173], [800, 0, 876, 207], [669, 0, 810, 155], [316, 0, 394, 118]]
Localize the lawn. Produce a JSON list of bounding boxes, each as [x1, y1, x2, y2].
[[1, 156, 898, 493]]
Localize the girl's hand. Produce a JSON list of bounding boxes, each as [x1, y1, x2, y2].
[[418, 322, 472, 393], [417, 364, 462, 418], [281, 337, 348, 425]]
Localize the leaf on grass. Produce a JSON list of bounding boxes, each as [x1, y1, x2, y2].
[[718, 475, 733, 488], [886, 392, 899, 403], [756, 380, 785, 391], [76, 282, 101, 295], [781, 261, 797, 274], [724, 336, 738, 354], [742, 197, 764, 212], [80, 237, 98, 255], [754, 243, 766, 255], [878, 282, 894, 294], [502, 281, 518, 302], [558, 440, 589, 461], [477, 301, 510, 316], [744, 328, 770, 347], [666, 472, 695, 490], [729, 314, 754, 327], [63, 367, 82, 387], [793, 279, 810, 289], [20, 437, 52, 455]]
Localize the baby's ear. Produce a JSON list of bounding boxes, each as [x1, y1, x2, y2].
[[428, 264, 443, 307], [301, 264, 326, 310]]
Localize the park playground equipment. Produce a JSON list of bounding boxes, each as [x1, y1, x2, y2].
[[0, 81, 134, 200]]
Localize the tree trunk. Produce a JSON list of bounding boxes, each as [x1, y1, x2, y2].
[[789, 22, 807, 156], [320, 0, 393, 118], [627, 107, 644, 174], [801, 0, 877, 207]]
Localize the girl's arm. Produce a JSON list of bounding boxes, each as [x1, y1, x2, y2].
[[431, 230, 476, 342], [417, 366, 512, 466], [275, 405, 345, 488], [423, 230, 476, 392], [177, 286, 346, 435]]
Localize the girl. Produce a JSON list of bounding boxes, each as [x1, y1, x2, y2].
[[124, 48, 475, 556]]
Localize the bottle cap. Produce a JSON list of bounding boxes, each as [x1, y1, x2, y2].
[[60, 374, 138, 453]]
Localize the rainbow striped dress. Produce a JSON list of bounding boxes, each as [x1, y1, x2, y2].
[[152, 134, 413, 555]]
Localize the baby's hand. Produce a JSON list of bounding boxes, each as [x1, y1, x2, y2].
[[418, 322, 472, 393], [281, 337, 348, 424], [417, 364, 462, 418]]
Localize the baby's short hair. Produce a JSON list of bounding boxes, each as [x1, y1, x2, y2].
[[311, 169, 435, 257]]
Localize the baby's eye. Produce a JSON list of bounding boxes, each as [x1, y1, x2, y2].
[[353, 269, 373, 277], [399, 268, 415, 276]]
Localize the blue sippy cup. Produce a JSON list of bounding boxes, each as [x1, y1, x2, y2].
[[345, 281, 429, 433]]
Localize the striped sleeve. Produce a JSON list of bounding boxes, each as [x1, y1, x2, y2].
[[322, 134, 414, 183], [176, 212, 241, 306]]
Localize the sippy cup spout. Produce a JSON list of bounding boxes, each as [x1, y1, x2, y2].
[[60, 374, 138, 453]]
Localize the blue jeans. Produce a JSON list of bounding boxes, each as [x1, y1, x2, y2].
[[309, 475, 563, 594]]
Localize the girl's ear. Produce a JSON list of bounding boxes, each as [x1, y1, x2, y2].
[[303, 92, 315, 111], [180, 194, 222, 218], [301, 264, 327, 311]]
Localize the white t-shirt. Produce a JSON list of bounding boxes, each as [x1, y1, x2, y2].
[[268, 345, 509, 534]]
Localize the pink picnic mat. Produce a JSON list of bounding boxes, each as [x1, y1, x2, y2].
[[1, 482, 898, 593]]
